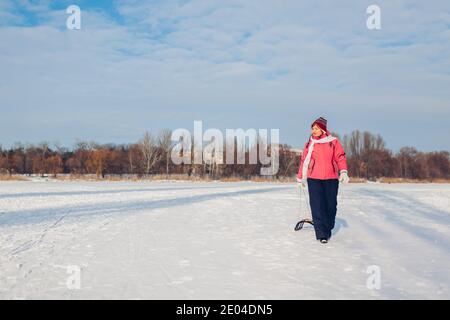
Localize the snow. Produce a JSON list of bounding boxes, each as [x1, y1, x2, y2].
[[0, 180, 449, 299]]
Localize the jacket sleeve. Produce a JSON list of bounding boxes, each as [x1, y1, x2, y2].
[[297, 142, 309, 180], [333, 139, 348, 172]]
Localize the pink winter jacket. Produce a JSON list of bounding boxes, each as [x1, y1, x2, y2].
[[297, 133, 348, 180]]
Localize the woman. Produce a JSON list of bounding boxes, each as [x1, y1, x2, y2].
[[297, 117, 349, 244]]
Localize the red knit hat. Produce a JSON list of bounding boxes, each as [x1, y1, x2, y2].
[[311, 117, 327, 132]]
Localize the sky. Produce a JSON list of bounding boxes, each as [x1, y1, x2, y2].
[[0, 0, 449, 152]]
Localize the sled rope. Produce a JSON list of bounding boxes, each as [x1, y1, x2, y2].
[[294, 184, 314, 231]]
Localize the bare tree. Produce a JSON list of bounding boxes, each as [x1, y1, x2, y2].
[[139, 131, 160, 175], [427, 151, 450, 179], [86, 148, 107, 178], [47, 154, 63, 177], [279, 144, 299, 177], [0, 151, 8, 175], [158, 129, 175, 179], [397, 147, 418, 179], [127, 143, 141, 175]]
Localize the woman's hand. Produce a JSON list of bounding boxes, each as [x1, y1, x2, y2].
[[339, 170, 350, 183], [297, 177, 307, 190]]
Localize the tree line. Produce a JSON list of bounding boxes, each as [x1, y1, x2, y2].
[[0, 129, 449, 180], [340, 131, 450, 180]]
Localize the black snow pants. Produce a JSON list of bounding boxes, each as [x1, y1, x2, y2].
[[307, 178, 339, 240]]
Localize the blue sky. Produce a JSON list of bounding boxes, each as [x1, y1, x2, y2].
[[1, 0, 449, 151]]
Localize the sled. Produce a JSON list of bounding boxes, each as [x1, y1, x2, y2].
[[294, 218, 314, 231], [295, 185, 313, 231]]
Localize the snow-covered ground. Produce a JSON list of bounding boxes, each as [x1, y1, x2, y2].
[[0, 180, 449, 299]]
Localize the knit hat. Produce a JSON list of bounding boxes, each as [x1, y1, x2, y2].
[[311, 117, 327, 132]]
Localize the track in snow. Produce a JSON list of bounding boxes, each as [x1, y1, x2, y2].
[[0, 180, 449, 299]]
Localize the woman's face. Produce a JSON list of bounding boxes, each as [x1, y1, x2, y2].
[[311, 124, 323, 137]]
